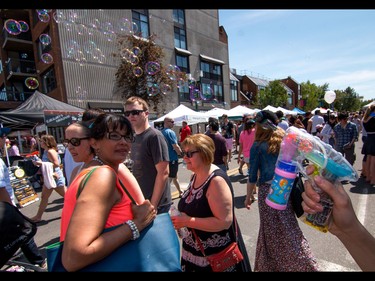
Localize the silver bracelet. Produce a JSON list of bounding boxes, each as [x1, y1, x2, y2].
[[125, 220, 140, 240]]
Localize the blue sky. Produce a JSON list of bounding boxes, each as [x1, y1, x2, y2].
[[218, 9, 375, 101]]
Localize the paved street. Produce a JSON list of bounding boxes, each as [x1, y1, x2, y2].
[[14, 136, 374, 272]]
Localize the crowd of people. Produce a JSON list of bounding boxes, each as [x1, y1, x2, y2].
[[1, 101, 374, 272]]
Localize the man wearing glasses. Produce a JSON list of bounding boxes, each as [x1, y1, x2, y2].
[[162, 117, 184, 198], [124, 97, 172, 214]]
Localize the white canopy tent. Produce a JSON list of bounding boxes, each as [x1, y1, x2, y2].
[[153, 104, 208, 126], [363, 100, 375, 109], [262, 105, 278, 112], [203, 107, 229, 119], [275, 106, 297, 116], [227, 105, 259, 117], [311, 107, 328, 114]]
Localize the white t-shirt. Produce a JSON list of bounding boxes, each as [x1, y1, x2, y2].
[[309, 115, 325, 134]]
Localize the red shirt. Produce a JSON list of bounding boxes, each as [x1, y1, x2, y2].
[[180, 125, 192, 143]]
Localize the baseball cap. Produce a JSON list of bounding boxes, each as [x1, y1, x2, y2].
[[255, 110, 278, 130], [0, 127, 11, 137]]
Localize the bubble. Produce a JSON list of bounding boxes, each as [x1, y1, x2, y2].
[[188, 77, 196, 89], [129, 54, 139, 66], [133, 66, 143, 77], [97, 54, 106, 64], [166, 64, 181, 81], [75, 23, 88, 36], [18, 21, 29, 32], [74, 50, 87, 66], [116, 18, 132, 34], [38, 12, 51, 23], [177, 78, 187, 89], [132, 46, 142, 56], [145, 61, 160, 75], [120, 48, 132, 62], [39, 33, 52, 45], [130, 21, 139, 34], [160, 83, 172, 95], [200, 85, 214, 101], [41, 53, 53, 64], [53, 11, 66, 23], [25, 77, 39, 89], [4, 19, 21, 35], [84, 41, 98, 55], [75, 86, 87, 103], [66, 40, 81, 58], [190, 87, 201, 102], [91, 48, 104, 61], [147, 84, 160, 97]]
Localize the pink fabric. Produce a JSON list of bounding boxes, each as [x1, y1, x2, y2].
[[60, 166, 133, 241], [239, 128, 256, 158]]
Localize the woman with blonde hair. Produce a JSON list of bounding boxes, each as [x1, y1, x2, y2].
[[30, 134, 66, 222], [245, 110, 318, 271], [171, 133, 251, 272]]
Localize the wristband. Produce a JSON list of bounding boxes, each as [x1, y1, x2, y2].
[[125, 220, 140, 240]]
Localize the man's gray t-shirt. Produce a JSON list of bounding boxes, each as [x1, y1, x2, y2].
[[131, 127, 171, 212]]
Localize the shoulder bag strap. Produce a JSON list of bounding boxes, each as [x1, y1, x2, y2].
[[118, 179, 136, 205]]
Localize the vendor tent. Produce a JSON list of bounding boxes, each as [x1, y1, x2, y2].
[[153, 104, 208, 126], [292, 107, 305, 115], [203, 107, 229, 119], [262, 105, 278, 112], [363, 100, 375, 109], [227, 105, 259, 118], [311, 107, 328, 114], [1, 91, 84, 128]]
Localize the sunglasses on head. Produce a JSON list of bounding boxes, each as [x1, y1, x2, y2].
[[182, 150, 199, 158], [124, 109, 146, 117], [63, 137, 89, 147]]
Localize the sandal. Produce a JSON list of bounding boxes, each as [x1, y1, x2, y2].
[[238, 168, 243, 175]]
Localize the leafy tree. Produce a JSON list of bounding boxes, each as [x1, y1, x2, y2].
[[300, 81, 327, 111], [258, 80, 288, 108], [333, 87, 361, 112], [113, 34, 187, 114]]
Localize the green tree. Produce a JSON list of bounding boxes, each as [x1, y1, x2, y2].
[[258, 80, 288, 108], [333, 87, 361, 112], [113, 34, 186, 114], [300, 81, 327, 111]]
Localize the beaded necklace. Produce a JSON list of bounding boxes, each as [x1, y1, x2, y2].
[[93, 155, 105, 165]]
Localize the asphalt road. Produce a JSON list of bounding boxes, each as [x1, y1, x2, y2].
[[13, 136, 375, 272]]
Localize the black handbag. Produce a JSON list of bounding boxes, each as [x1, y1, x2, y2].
[[290, 172, 305, 218]]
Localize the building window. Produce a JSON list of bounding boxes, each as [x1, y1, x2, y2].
[[132, 10, 149, 38], [174, 27, 187, 49], [230, 80, 238, 101], [176, 54, 189, 101], [173, 9, 187, 50], [200, 60, 223, 102], [42, 67, 57, 93], [173, 9, 185, 25], [200, 61, 222, 81], [175, 54, 188, 73], [37, 30, 52, 63]]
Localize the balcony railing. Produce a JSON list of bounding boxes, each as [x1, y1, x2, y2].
[[0, 90, 34, 102], [1, 27, 32, 42], [5, 58, 36, 74]]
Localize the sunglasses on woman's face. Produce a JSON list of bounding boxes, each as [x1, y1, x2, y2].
[[182, 150, 199, 158], [63, 137, 89, 147]]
